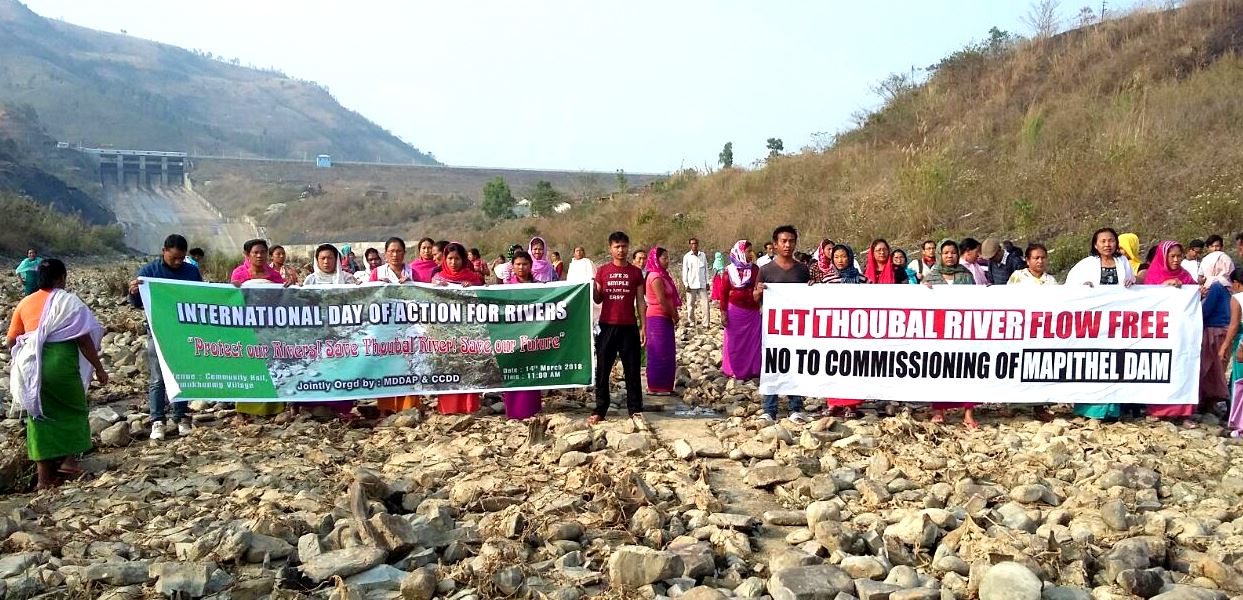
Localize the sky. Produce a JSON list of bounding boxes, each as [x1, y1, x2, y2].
[[22, 0, 1064, 173]]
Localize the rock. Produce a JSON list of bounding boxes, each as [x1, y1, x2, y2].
[[856, 479, 892, 506], [807, 501, 841, 527], [768, 565, 854, 600], [1149, 586, 1227, 600], [150, 562, 213, 598], [544, 521, 584, 542], [673, 439, 695, 460], [934, 555, 970, 576], [559, 451, 589, 467], [978, 562, 1042, 600], [691, 438, 728, 458], [630, 506, 666, 533], [0, 553, 40, 578], [369, 513, 421, 553], [840, 556, 888, 580], [400, 568, 436, 600], [891, 590, 941, 600], [1042, 586, 1093, 600], [1117, 568, 1165, 599], [82, 561, 152, 585], [856, 580, 903, 600], [607, 545, 684, 589], [1010, 484, 1049, 503], [884, 515, 939, 548], [996, 502, 1038, 532], [735, 577, 767, 598], [763, 510, 808, 526], [1099, 536, 1163, 583], [99, 421, 131, 447], [745, 461, 802, 488], [709, 512, 757, 531], [771, 548, 822, 572], [345, 564, 408, 592], [682, 587, 729, 600], [1101, 500, 1129, 531], [300, 547, 387, 583], [243, 532, 293, 563], [494, 566, 524, 595], [669, 539, 716, 580]]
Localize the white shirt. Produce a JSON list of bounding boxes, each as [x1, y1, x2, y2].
[[1183, 259, 1200, 279], [681, 251, 708, 289], [756, 255, 774, 267]]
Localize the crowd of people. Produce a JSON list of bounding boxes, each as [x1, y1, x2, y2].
[[9, 225, 1243, 489]]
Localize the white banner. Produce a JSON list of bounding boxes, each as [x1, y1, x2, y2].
[[759, 284, 1203, 404]]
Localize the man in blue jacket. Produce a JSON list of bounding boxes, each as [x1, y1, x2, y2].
[[128, 234, 202, 441]]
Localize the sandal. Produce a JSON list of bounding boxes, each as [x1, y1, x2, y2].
[[587, 415, 603, 426], [930, 413, 945, 424], [964, 420, 980, 430]]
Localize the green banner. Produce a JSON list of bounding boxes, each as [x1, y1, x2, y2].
[[138, 279, 594, 401]]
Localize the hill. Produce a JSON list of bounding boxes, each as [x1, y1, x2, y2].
[[0, 103, 113, 224], [460, 0, 1243, 271], [0, 0, 437, 164]]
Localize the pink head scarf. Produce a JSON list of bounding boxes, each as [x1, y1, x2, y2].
[[1201, 250, 1235, 289], [644, 246, 682, 307], [528, 236, 557, 282], [1142, 240, 1195, 285], [726, 240, 755, 288]]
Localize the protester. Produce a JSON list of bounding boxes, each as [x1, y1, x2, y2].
[[984, 238, 1026, 285], [891, 249, 919, 284], [551, 251, 565, 280], [1064, 228, 1135, 288], [1184, 239, 1205, 278], [187, 248, 204, 268], [469, 248, 488, 279], [338, 244, 356, 274], [1207, 234, 1225, 254], [644, 246, 681, 395], [755, 225, 810, 424], [1137, 241, 1197, 424], [372, 237, 416, 284], [1008, 244, 1057, 285], [680, 237, 710, 329], [721, 240, 761, 381], [430, 243, 485, 415], [269, 245, 300, 284], [864, 239, 907, 284], [1226, 268, 1243, 437], [128, 235, 201, 439], [494, 244, 522, 283], [1198, 251, 1234, 414], [528, 236, 558, 282], [631, 249, 647, 272], [590, 231, 646, 426], [756, 242, 775, 267], [710, 251, 726, 303], [957, 238, 989, 285], [231, 239, 284, 287], [808, 238, 836, 283], [14, 248, 41, 297], [501, 251, 543, 420], [815, 244, 865, 418], [433, 240, 448, 263], [297, 244, 357, 420], [408, 238, 437, 282], [1234, 233, 1243, 261], [8, 259, 106, 490], [354, 248, 382, 284], [1141, 240, 1193, 287], [566, 246, 599, 331], [915, 240, 937, 283], [922, 239, 974, 286], [1118, 233, 1142, 274]]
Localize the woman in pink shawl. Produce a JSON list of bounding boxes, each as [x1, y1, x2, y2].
[[721, 240, 762, 380], [409, 237, 438, 282], [230, 239, 285, 286], [644, 246, 681, 394], [1143, 240, 1198, 424], [529, 236, 558, 282], [500, 250, 544, 419]]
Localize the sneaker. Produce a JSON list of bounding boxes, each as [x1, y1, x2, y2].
[[789, 412, 811, 425], [756, 413, 776, 423], [177, 421, 193, 436], [149, 421, 165, 440]]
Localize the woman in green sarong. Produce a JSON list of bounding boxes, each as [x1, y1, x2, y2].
[[14, 248, 41, 296], [7, 259, 107, 490]]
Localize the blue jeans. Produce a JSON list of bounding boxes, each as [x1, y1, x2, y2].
[[763, 395, 804, 418], [148, 336, 186, 422]]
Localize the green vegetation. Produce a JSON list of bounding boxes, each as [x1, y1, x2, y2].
[[527, 181, 562, 217], [441, 0, 1243, 270], [765, 138, 784, 160], [719, 142, 734, 168], [482, 177, 516, 219], [0, 192, 126, 255]]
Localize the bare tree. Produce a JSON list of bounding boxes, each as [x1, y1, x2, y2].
[[1023, 0, 1062, 38], [1076, 5, 1097, 28]]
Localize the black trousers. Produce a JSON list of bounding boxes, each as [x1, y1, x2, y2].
[[593, 323, 643, 418]]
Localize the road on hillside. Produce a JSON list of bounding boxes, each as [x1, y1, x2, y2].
[[103, 184, 259, 255]]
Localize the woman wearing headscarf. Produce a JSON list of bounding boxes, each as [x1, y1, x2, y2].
[[644, 246, 681, 395], [1118, 233, 1142, 274], [409, 237, 438, 282], [298, 244, 357, 420], [813, 244, 867, 417], [432, 242, 485, 414], [14, 248, 41, 297], [721, 241, 761, 380], [710, 251, 726, 304], [500, 250, 544, 420], [921, 240, 979, 427], [1223, 268, 1243, 437], [864, 239, 908, 284], [1141, 241, 1200, 424], [8, 259, 106, 490], [809, 239, 838, 283], [339, 244, 355, 274], [891, 249, 919, 284], [528, 236, 558, 282], [1182, 249, 1234, 424]]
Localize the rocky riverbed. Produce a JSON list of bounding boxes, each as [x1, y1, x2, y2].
[[1, 267, 1243, 600]]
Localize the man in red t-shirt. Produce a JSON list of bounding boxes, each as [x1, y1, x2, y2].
[[589, 231, 646, 424]]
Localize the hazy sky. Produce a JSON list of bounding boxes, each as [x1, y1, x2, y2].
[[23, 1, 1060, 173]]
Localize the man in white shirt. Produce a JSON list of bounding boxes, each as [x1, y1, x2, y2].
[[681, 237, 710, 329], [1183, 238, 1204, 279], [755, 242, 775, 267]]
